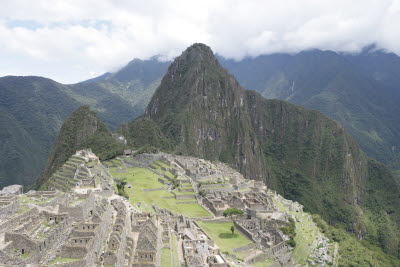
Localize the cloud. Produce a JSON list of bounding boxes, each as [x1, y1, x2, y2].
[[0, 0, 399, 83]]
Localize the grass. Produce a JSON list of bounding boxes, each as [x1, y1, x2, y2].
[[173, 190, 195, 195], [171, 232, 180, 266], [161, 248, 172, 267], [51, 257, 80, 264], [251, 259, 275, 267], [21, 252, 31, 259], [152, 161, 175, 178], [196, 221, 251, 254], [110, 167, 210, 218], [276, 198, 318, 264], [17, 205, 30, 214]]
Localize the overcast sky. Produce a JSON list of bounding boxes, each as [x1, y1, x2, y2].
[[0, 0, 399, 83]]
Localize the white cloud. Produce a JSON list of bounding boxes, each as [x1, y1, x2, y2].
[[0, 0, 399, 83]]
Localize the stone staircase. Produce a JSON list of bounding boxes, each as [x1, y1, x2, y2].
[[48, 155, 86, 192]]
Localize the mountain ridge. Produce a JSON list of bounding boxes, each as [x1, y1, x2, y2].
[[122, 43, 400, 256]]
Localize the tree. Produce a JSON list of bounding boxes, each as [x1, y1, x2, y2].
[[230, 226, 235, 237], [223, 208, 244, 220], [114, 177, 129, 198]]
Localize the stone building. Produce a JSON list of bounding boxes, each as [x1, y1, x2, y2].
[[133, 218, 160, 266]]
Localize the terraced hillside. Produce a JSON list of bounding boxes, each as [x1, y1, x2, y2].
[[44, 154, 86, 191], [41, 150, 113, 193], [106, 156, 211, 218]]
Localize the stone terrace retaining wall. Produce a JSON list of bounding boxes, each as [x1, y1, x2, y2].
[[174, 194, 196, 200], [0, 201, 19, 219]]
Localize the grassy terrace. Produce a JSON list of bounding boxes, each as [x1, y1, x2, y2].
[[110, 166, 210, 218], [161, 248, 171, 267], [196, 221, 250, 256], [275, 199, 333, 265], [252, 259, 275, 267], [173, 190, 195, 195], [51, 257, 80, 264], [153, 160, 175, 178]]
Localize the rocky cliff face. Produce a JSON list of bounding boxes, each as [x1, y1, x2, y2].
[[125, 43, 400, 255], [144, 44, 266, 180]]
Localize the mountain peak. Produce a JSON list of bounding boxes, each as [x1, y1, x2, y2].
[[172, 43, 219, 70], [144, 43, 243, 120]]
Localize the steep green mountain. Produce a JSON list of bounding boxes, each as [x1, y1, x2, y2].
[[68, 57, 170, 130], [218, 49, 400, 174], [0, 58, 168, 188], [34, 105, 124, 189], [122, 43, 400, 257], [0, 76, 79, 188]]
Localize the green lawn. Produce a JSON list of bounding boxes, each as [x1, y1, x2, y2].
[[161, 233, 180, 267], [171, 233, 180, 267], [51, 257, 80, 264], [21, 252, 31, 259], [161, 248, 172, 267], [196, 221, 251, 254], [251, 259, 275, 267], [111, 167, 210, 218], [152, 162, 175, 179]]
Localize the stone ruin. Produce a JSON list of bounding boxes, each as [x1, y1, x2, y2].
[[202, 191, 275, 217], [46, 149, 112, 194], [0, 190, 134, 267], [152, 205, 230, 267], [132, 216, 161, 266], [0, 150, 333, 266], [0, 185, 23, 197]]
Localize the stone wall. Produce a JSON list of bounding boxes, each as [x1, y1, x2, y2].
[[245, 250, 273, 264], [174, 194, 196, 200], [61, 245, 88, 259], [116, 208, 130, 267], [4, 233, 37, 253], [59, 194, 96, 219], [85, 202, 113, 266], [0, 249, 24, 266], [234, 221, 255, 243], [0, 200, 19, 219]]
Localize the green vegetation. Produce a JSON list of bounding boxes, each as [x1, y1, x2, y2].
[[34, 106, 125, 189], [196, 221, 250, 255], [0, 58, 168, 188], [161, 248, 171, 267], [117, 117, 173, 151], [115, 177, 129, 199], [80, 131, 124, 161], [110, 166, 210, 218], [220, 49, 400, 168], [51, 257, 80, 264], [170, 233, 179, 267], [251, 259, 275, 267], [223, 208, 244, 220], [312, 214, 400, 266], [276, 200, 324, 264], [280, 217, 296, 247], [21, 252, 31, 259], [120, 43, 400, 260]]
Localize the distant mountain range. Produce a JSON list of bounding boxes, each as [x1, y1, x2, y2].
[[218, 46, 400, 169], [38, 43, 400, 259], [0, 59, 169, 188], [1, 45, 399, 188]]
